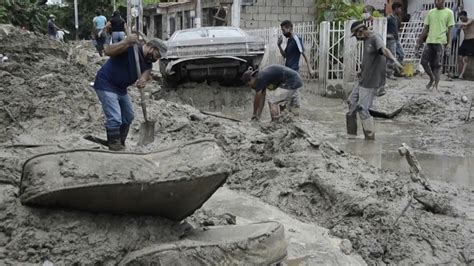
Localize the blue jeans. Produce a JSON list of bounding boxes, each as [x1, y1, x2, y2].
[[396, 40, 404, 62], [112, 31, 126, 43], [386, 39, 397, 74], [95, 89, 134, 135]]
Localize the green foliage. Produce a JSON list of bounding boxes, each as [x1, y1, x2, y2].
[[315, 0, 381, 22], [0, 0, 49, 32]]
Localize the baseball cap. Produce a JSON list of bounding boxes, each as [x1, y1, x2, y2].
[[147, 38, 167, 57], [351, 21, 366, 36], [241, 68, 258, 84]]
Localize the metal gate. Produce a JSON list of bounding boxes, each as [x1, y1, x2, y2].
[[319, 18, 387, 98], [246, 21, 320, 81]]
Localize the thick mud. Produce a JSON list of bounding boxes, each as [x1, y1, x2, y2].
[[1, 25, 473, 265]]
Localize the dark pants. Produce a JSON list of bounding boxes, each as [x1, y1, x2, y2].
[[421, 44, 444, 82]]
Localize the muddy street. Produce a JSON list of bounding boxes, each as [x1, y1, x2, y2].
[[1, 25, 474, 265]]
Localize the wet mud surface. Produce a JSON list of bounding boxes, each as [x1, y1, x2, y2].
[[1, 25, 473, 264]]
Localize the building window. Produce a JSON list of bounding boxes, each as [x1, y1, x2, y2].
[[242, 0, 255, 6]]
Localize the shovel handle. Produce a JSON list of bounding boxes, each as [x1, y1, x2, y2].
[[133, 44, 148, 122]]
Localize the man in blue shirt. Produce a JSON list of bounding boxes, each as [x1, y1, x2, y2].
[[277, 20, 315, 114], [241, 64, 303, 122], [92, 10, 108, 56], [93, 35, 167, 150]]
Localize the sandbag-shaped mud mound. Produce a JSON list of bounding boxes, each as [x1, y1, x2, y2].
[[119, 221, 287, 265], [20, 140, 231, 220]]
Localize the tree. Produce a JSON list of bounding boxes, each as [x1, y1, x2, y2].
[[0, 0, 49, 32]]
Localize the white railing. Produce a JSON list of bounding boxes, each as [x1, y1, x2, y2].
[[246, 12, 462, 97], [246, 21, 319, 81]]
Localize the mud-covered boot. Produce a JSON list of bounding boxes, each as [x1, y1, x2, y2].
[[361, 117, 375, 140], [120, 124, 131, 147], [107, 129, 123, 151], [346, 112, 358, 138]]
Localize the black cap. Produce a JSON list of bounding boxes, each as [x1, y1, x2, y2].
[[350, 21, 366, 36], [241, 68, 258, 84]]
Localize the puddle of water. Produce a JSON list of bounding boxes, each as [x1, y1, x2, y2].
[[166, 86, 474, 187], [335, 139, 474, 187]]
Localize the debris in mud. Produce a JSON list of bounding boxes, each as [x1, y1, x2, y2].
[[20, 140, 231, 220]]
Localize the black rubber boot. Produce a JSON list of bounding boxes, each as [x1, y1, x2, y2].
[[120, 124, 130, 146], [106, 129, 122, 151], [361, 117, 375, 140], [346, 112, 357, 137]]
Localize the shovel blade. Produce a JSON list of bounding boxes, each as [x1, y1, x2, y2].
[[138, 121, 156, 146]]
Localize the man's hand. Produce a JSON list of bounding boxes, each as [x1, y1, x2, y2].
[[125, 35, 139, 46], [277, 36, 283, 46], [445, 44, 452, 55], [394, 60, 403, 72], [309, 69, 317, 78], [136, 78, 147, 89], [414, 43, 422, 57]]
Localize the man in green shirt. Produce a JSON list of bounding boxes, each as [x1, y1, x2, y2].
[[416, 0, 455, 90]]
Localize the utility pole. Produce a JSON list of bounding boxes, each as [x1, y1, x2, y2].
[[127, 0, 132, 34], [74, 0, 78, 40], [231, 0, 240, 27], [113, 0, 116, 11], [195, 0, 202, 28], [138, 0, 143, 34]]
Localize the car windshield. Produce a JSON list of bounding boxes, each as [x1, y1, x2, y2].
[[173, 30, 207, 41], [172, 28, 244, 41], [208, 29, 244, 38]]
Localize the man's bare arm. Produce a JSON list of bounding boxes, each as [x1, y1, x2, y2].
[[458, 19, 474, 26], [136, 69, 152, 89], [104, 36, 137, 57], [253, 90, 266, 119], [278, 44, 286, 58], [446, 26, 453, 49], [416, 25, 430, 48], [382, 47, 402, 69]]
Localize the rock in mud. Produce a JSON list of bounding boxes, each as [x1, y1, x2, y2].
[[20, 139, 231, 220], [118, 221, 287, 265]]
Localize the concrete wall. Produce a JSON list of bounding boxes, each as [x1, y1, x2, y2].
[[240, 0, 315, 29]]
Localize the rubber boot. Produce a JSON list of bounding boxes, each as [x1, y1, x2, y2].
[[361, 117, 375, 140], [120, 124, 130, 146], [107, 129, 122, 151], [346, 112, 358, 137]]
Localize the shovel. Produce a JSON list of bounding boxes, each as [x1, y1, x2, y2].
[[133, 44, 155, 145]]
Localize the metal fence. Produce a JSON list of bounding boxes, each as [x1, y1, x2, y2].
[[246, 21, 319, 80], [246, 13, 459, 98]]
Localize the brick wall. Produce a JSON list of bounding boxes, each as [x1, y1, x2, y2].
[[240, 0, 315, 29]]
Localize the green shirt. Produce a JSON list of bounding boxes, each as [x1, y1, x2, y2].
[[424, 8, 455, 44]]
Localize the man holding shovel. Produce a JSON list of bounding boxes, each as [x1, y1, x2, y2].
[[93, 34, 166, 151]]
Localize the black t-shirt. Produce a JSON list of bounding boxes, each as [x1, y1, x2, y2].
[[111, 16, 125, 32], [255, 65, 303, 92]]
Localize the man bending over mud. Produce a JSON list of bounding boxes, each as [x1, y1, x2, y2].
[[93, 34, 166, 150], [346, 21, 402, 140], [415, 0, 455, 90], [241, 64, 303, 122]]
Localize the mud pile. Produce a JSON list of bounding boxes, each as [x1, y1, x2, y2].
[[0, 24, 103, 144], [0, 24, 473, 264], [376, 81, 473, 126]]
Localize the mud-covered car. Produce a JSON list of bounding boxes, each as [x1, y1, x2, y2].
[[160, 26, 265, 86]]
